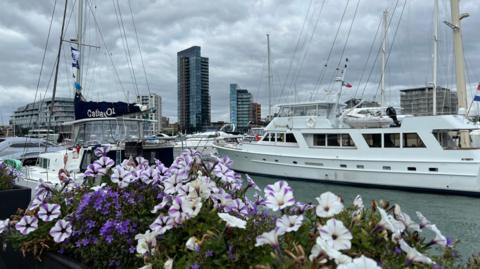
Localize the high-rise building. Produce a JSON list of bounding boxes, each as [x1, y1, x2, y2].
[[11, 97, 74, 136], [177, 46, 210, 133], [136, 94, 162, 134], [230, 83, 253, 132], [400, 86, 458, 116], [251, 102, 261, 124]]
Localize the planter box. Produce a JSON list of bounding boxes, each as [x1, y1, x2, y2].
[[0, 185, 31, 219], [0, 245, 89, 269]]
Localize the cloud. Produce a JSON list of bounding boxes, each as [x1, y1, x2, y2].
[[1, 0, 479, 125]]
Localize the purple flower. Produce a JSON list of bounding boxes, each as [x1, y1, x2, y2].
[[276, 214, 304, 235], [164, 173, 185, 195], [93, 156, 115, 175], [150, 215, 174, 235], [213, 163, 236, 184], [94, 145, 111, 157], [264, 180, 295, 211], [245, 174, 261, 192], [84, 163, 101, 178], [49, 219, 72, 243], [15, 215, 38, 235], [168, 196, 193, 224], [189, 263, 200, 269], [141, 167, 159, 185], [205, 249, 214, 258], [37, 203, 61, 222], [111, 166, 133, 188]]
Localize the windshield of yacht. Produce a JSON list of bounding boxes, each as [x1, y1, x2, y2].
[[433, 129, 480, 149], [278, 104, 330, 117], [73, 120, 145, 145]]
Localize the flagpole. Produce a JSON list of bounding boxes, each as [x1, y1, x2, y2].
[[45, 0, 68, 151]]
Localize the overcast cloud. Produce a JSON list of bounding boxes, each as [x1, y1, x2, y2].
[[1, 0, 480, 125]]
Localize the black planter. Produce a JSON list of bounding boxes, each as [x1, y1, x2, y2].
[[0, 245, 89, 269], [0, 185, 31, 219]]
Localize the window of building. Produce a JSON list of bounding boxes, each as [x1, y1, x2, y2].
[[341, 134, 355, 147], [313, 134, 326, 146], [286, 133, 297, 143], [384, 133, 400, 148], [363, 133, 382, 147], [327, 134, 340, 147], [403, 133, 425, 148]]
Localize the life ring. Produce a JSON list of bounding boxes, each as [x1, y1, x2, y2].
[[306, 117, 316, 128]]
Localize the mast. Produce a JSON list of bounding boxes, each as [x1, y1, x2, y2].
[[267, 34, 272, 119], [432, 0, 438, 115], [76, 0, 84, 88], [380, 10, 388, 108], [448, 0, 468, 113], [45, 0, 68, 149]]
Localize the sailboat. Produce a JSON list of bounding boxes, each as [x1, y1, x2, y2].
[[214, 0, 480, 196], [16, 0, 174, 190]]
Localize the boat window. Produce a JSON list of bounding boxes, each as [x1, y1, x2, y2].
[[363, 133, 382, 148], [313, 134, 326, 146], [38, 158, 50, 169], [403, 133, 425, 148], [269, 133, 275, 142], [262, 133, 270, 142], [341, 134, 355, 147], [286, 133, 297, 143], [10, 143, 39, 148], [293, 106, 306, 116], [384, 133, 400, 148], [327, 134, 340, 147], [276, 133, 285, 143], [433, 129, 480, 149]]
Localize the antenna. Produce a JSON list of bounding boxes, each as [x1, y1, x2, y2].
[[267, 34, 272, 119], [380, 10, 388, 108], [432, 0, 438, 115]]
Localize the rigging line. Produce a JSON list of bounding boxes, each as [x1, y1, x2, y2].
[[373, 0, 406, 99], [114, 0, 140, 97], [291, 0, 327, 96], [312, 0, 351, 98], [353, 18, 382, 98], [128, 0, 151, 96], [24, 0, 57, 147], [359, 0, 400, 99], [278, 0, 314, 97], [86, 0, 128, 101], [331, 0, 361, 81]]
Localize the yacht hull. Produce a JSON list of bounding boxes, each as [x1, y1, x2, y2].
[[215, 145, 480, 196]]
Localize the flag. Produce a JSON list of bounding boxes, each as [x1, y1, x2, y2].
[[342, 81, 352, 88], [475, 83, 480, 101], [71, 47, 80, 69]]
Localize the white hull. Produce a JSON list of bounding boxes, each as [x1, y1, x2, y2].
[[216, 145, 480, 195]]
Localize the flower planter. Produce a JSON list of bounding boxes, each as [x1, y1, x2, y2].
[[0, 245, 89, 269], [0, 185, 31, 219]]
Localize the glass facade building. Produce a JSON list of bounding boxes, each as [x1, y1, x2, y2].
[[177, 46, 210, 133], [229, 84, 253, 132]]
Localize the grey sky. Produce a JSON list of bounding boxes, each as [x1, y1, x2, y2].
[[1, 0, 479, 125]]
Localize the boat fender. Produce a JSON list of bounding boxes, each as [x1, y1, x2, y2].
[[306, 117, 316, 128]]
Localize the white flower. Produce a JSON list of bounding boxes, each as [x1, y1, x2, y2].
[[188, 197, 203, 218], [263, 180, 295, 211], [218, 213, 247, 229], [377, 207, 405, 238], [319, 219, 352, 250], [164, 258, 173, 269], [138, 264, 152, 269], [0, 219, 9, 234], [276, 215, 303, 235], [394, 205, 420, 232], [309, 243, 326, 262], [313, 237, 352, 265], [90, 183, 107, 191], [186, 236, 200, 251], [429, 224, 449, 247], [37, 203, 61, 222], [164, 173, 185, 195], [315, 192, 344, 218], [135, 230, 159, 255], [168, 196, 194, 224], [399, 239, 433, 265], [353, 195, 364, 209], [416, 211, 432, 229], [255, 229, 279, 247], [15, 215, 38, 235], [337, 255, 381, 269], [49, 219, 72, 243]]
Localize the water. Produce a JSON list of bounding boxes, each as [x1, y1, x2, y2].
[[249, 174, 480, 260]]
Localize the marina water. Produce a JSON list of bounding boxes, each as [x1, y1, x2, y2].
[[248, 174, 480, 260]]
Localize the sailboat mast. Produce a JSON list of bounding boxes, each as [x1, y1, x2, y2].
[[267, 34, 272, 119], [45, 0, 68, 149], [76, 0, 84, 88], [449, 0, 468, 113], [432, 0, 438, 115], [381, 10, 388, 108]]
